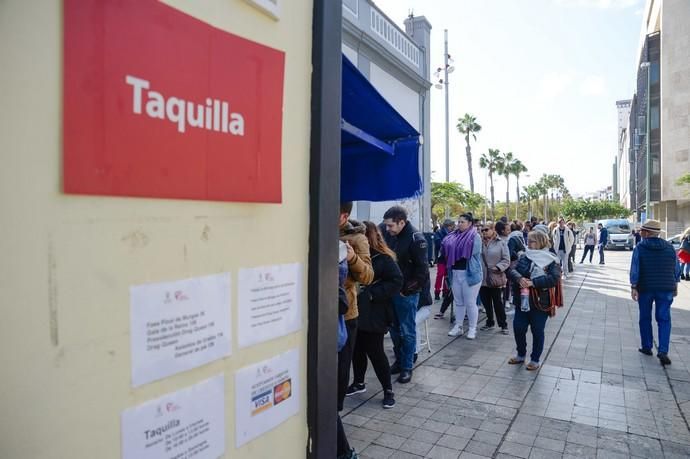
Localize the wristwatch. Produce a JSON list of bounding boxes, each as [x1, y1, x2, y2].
[[630, 284, 637, 289]]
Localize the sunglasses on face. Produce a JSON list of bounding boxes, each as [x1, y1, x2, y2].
[[481, 228, 490, 232]]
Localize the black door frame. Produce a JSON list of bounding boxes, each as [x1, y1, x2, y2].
[[307, 1, 342, 457]]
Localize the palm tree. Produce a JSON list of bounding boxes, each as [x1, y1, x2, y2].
[[524, 184, 540, 220], [479, 148, 501, 220], [511, 159, 528, 220], [456, 114, 482, 193], [535, 175, 549, 221], [496, 151, 515, 219]]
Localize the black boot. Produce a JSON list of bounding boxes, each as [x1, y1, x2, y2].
[[397, 369, 412, 384], [390, 361, 401, 375]]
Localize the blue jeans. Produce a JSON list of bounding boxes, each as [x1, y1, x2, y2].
[[391, 292, 419, 371], [638, 291, 673, 354], [598, 243, 605, 264], [513, 307, 549, 363]]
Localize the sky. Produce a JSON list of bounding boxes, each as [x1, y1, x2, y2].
[[372, 0, 646, 199]]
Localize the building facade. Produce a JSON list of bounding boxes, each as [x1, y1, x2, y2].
[[626, 0, 690, 233], [342, 0, 433, 231], [615, 99, 632, 207]]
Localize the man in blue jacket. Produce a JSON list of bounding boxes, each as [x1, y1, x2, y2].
[[630, 219, 681, 366], [598, 223, 609, 265]]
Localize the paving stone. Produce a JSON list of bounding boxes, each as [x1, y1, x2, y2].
[[505, 430, 536, 446], [426, 444, 462, 459], [498, 441, 532, 458], [529, 446, 563, 459], [458, 452, 492, 459], [410, 428, 443, 444], [399, 438, 434, 456], [445, 425, 477, 439], [564, 442, 597, 459], [372, 432, 406, 449], [463, 440, 497, 457], [471, 429, 502, 446], [436, 434, 470, 451], [361, 444, 396, 459], [533, 436, 566, 452]]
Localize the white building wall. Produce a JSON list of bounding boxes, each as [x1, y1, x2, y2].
[[342, 43, 358, 64], [660, 0, 690, 203], [369, 63, 421, 131]]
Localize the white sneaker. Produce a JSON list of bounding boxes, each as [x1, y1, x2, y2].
[[448, 324, 463, 337], [466, 328, 477, 340]]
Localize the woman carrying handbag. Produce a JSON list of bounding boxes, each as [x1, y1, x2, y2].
[[479, 223, 511, 334], [507, 230, 563, 371]]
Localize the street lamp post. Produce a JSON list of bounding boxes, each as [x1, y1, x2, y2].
[[640, 61, 651, 220], [444, 30, 450, 184], [434, 31, 454, 218]]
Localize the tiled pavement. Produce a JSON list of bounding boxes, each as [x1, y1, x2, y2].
[[342, 250, 690, 458]]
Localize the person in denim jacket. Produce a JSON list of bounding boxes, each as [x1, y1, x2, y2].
[[441, 212, 483, 339]]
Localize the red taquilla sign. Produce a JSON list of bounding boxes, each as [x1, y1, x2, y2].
[[64, 0, 285, 202]]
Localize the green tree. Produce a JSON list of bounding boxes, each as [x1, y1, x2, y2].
[[456, 114, 482, 193], [561, 199, 631, 222], [430, 182, 486, 224], [479, 148, 501, 221]]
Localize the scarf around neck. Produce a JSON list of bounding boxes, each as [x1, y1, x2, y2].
[[443, 226, 477, 267], [525, 248, 559, 268]]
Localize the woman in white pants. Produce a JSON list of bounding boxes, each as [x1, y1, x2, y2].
[[441, 213, 484, 339]]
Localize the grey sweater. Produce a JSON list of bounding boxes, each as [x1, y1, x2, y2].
[[481, 237, 510, 287]]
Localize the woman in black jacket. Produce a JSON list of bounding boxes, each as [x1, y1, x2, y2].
[[507, 230, 562, 371], [347, 221, 403, 409]]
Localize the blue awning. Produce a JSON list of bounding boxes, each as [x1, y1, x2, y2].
[[341, 55, 422, 202]]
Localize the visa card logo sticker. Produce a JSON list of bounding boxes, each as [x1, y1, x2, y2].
[[250, 390, 273, 416]]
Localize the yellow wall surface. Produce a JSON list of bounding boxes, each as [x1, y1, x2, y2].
[[0, 0, 313, 457]]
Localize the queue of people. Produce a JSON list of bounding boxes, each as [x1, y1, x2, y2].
[[336, 204, 681, 459]]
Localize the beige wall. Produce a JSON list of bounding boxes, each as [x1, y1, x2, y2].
[[660, 0, 690, 204], [0, 1, 313, 457]]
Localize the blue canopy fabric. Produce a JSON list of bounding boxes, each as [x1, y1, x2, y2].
[[341, 55, 422, 202]]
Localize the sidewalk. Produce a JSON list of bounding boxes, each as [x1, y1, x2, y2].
[[342, 250, 690, 458]]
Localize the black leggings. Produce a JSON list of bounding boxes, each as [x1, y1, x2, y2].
[[480, 286, 507, 328], [580, 245, 594, 263], [352, 330, 392, 391]]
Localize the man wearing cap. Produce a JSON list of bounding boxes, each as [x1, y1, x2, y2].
[[433, 219, 455, 300], [630, 219, 681, 366]]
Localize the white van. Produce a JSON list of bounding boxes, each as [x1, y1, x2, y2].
[[597, 219, 635, 250]]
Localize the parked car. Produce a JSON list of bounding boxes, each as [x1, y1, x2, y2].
[[667, 233, 683, 251], [597, 219, 635, 250]]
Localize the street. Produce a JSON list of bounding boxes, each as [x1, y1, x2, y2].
[[342, 250, 690, 459]]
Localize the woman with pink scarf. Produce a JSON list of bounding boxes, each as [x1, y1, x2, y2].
[[441, 213, 484, 339]]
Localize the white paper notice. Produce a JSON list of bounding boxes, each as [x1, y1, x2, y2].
[[237, 263, 302, 348], [235, 348, 300, 447], [121, 374, 225, 459], [130, 273, 231, 387]]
